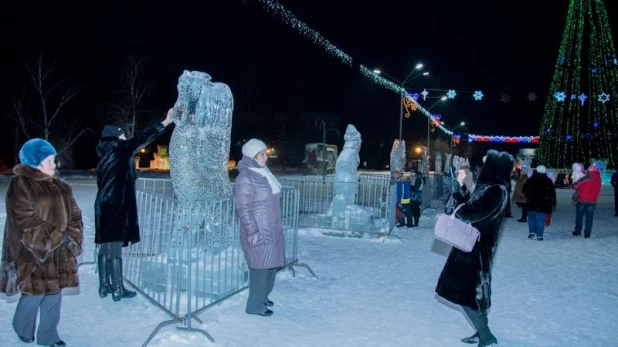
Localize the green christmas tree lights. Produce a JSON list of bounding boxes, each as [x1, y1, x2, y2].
[[537, 0, 618, 169]]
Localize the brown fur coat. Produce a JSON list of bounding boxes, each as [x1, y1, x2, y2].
[[0, 164, 83, 296]]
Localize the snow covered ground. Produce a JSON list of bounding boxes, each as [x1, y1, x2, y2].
[[1, 178, 617, 347]]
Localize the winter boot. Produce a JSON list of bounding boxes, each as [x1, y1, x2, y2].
[[109, 258, 137, 302], [461, 332, 479, 344], [462, 307, 498, 347], [97, 254, 112, 298]]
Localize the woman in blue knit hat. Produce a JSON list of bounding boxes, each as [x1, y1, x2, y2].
[[0, 138, 83, 347]]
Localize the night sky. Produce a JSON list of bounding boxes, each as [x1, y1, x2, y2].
[[1, 0, 617, 168]]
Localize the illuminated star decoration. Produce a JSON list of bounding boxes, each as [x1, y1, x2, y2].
[[473, 90, 484, 100], [578, 93, 587, 106], [421, 89, 429, 101], [553, 91, 567, 102], [446, 90, 457, 99], [598, 92, 610, 103], [527, 92, 537, 101], [500, 94, 511, 103], [571, 94, 577, 100]]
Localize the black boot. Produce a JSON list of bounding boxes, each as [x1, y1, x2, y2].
[[109, 258, 137, 302], [97, 254, 112, 298], [462, 307, 498, 347]]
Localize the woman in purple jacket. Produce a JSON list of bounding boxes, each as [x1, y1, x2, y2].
[[234, 139, 284, 317]]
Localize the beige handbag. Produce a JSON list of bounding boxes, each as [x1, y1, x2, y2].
[[434, 203, 480, 252]]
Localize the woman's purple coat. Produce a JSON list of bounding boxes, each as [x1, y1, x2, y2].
[[234, 156, 285, 269]]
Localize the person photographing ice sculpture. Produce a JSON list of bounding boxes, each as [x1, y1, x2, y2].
[[1, 139, 83, 347], [435, 150, 514, 347], [235, 139, 284, 317], [94, 108, 174, 302]]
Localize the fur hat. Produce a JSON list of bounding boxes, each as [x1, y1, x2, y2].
[[242, 138, 267, 159], [101, 125, 125, 138], [19, 138, 57, 168], [536, 165, 547, 174]]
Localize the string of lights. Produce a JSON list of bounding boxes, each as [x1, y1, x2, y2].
[[257, 0, 541, 143], [537, 0, 618, 168]]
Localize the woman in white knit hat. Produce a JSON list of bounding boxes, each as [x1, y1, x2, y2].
[[234, 139, 284, 317]]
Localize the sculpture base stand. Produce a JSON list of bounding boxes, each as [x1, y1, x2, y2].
[[317, 198, 374, 237]]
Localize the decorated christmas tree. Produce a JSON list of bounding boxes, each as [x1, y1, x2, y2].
[[537, 0, 618, 169]]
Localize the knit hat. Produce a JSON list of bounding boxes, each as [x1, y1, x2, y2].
[[101, 125, 125, 138], [242, 138, 267, 159], [536, 165, 547, 174], [19, 138, 57, 168]]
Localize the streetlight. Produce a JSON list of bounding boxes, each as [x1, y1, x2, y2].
[[373, 64, 429, 140]]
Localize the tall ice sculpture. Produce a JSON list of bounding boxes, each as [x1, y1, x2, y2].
[[169, 70, 234, 202]]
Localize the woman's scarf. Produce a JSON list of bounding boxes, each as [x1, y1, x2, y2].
[[249, 166, 281, 194]]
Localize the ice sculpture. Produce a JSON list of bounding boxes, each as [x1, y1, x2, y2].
[[444, 152, 452, 173], [390, 139, 406, 179], [435, 151, 442, 173], [421, 150, 430, 174], [169, 70, 234, 202], [319, 124, 374, 234], [333, 125, 362, 211]]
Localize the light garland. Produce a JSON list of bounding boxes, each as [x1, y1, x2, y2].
[[256, 0, 541, 144], [537, 0, 618, 169], [256, 0, 352, 65], [468, 135, 540, 143]]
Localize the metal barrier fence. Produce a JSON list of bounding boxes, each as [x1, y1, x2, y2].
[[277, 174, 398, 236], [123, 179, 307, 346], [276, 173, 446, 237]]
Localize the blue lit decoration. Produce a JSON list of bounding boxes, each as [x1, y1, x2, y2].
[[571, 94, 577, 100], [527, 92, 538, 101], [593, 122, 599, 127], [554, 91, 567, 102], [591, 68, 597, 73], [566, 135, 573, 140], [407, 92, 419, 101], [446, 90, 457, 99], [598, 92, 610, 103], [579, 93, 587, 106], [256, 0, 539, 141], [561, 56, 567, 61], [420, 89, 429, 100]]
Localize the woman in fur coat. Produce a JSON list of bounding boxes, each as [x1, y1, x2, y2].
[[235, 139, 284, 317], [0, 139, 83, 347], [435, 150, 514, 347]]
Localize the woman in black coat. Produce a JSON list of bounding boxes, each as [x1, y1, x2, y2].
[[435, 150, 515, 347], [94, 109, 173, 301]]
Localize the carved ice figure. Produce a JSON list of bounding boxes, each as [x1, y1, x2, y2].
[[169, 70, 234, 202], [332, 124, 362, 218], [390, 139, 406, 179], [435, 151, 442, 173], [167, 71, 236, 256], [444, 152, 452, 173]]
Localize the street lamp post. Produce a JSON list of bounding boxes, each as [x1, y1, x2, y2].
[[316, 118, 341, 179], [373, 65, 429, 140]]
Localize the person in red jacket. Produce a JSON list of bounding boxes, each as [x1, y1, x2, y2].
[[572, 164, 602, 238]]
